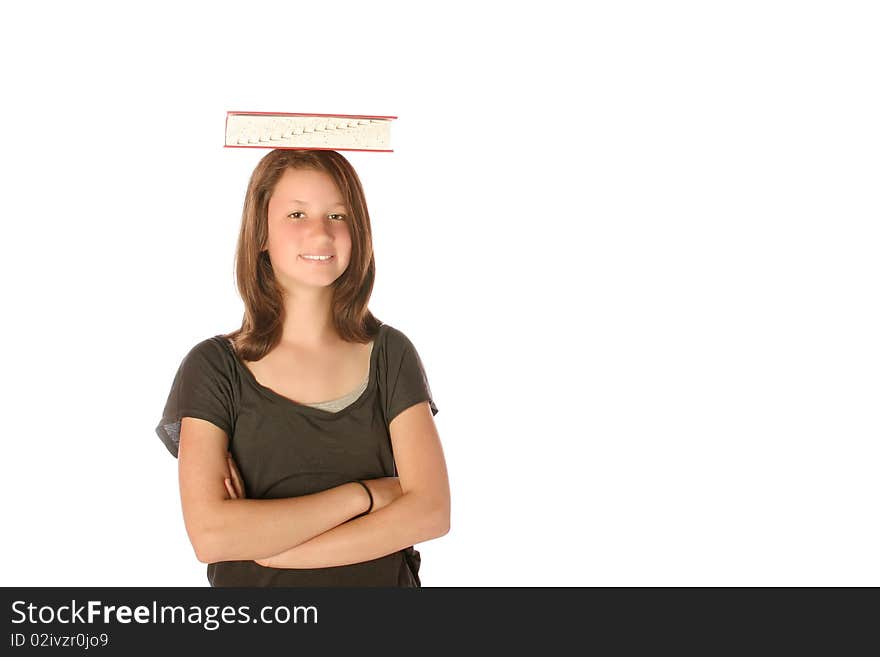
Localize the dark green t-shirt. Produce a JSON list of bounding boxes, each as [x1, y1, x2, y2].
[[155, 322, 438, 587]]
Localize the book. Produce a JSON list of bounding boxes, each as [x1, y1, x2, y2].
[[224, 111, 397, 152]]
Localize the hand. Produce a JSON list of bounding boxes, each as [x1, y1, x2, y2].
[[224, 452, 247, 500], [223, 455, 269, 566], [359, 476, 403, 514]]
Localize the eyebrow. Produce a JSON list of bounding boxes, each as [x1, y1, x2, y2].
[[289, 199, 347, 207]]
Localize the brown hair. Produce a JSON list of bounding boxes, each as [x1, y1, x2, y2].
[[222, 149, 382, 361]]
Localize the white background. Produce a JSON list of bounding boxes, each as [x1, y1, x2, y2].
[[1, 1, 877, 586]]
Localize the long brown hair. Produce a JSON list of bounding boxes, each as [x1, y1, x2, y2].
[[223, 149, 382, 361]]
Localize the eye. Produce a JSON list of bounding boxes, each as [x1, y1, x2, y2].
[[287, 212, 347, 221]]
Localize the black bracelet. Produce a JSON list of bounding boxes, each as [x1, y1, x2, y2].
[[353, 480, 373, 518]]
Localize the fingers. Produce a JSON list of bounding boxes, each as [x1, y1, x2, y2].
[[229, 457, 244, 498], [224, 477, 236, 499], [227, 452, 246, 498]]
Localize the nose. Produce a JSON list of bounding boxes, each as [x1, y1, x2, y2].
[[305, 218, 335, 240]]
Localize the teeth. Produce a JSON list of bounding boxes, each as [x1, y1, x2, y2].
[[302, 255, 333, 260]]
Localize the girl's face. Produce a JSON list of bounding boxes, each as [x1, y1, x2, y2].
[[265, 167, 352, 294]]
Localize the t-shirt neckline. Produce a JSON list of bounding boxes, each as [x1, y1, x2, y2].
[[215, 323, 386, 420]]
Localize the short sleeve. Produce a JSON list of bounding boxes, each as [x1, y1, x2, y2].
[[155, 337, 236, 458], [384, 329, 439, 427]]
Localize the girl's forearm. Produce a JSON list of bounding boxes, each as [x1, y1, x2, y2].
[[260, 492, 448, 569], [197, 482, 369, 563]]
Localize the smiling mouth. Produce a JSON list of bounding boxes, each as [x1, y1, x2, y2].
[[299, 255, 336, 262]]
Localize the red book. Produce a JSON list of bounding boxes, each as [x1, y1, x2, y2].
[[224, 111, 397, 152]]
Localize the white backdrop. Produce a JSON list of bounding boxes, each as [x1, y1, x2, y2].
[[1, 0, 877, 586]]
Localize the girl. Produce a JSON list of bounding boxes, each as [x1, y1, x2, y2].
[[155, 149, 450, 586]]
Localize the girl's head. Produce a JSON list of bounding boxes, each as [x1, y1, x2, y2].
[[265, 165, 352, 296], [229, 149, 380, 358]]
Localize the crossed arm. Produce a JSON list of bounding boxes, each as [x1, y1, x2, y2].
[[220, 400, 450, 569]]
